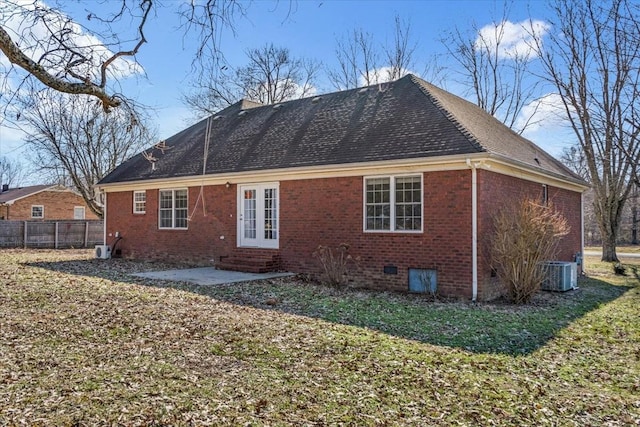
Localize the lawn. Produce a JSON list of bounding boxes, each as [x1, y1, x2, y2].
[[0, 249, 638, 426], [585, 245, 640, 254]]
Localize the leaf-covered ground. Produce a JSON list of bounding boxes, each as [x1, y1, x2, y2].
[[0, 249, 638, 426]]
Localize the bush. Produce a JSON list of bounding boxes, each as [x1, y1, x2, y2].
[[491, 197, 570, 304], [313, 243, 356, 287]]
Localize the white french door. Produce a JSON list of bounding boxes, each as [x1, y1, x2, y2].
[[238, 183, 279, 248]]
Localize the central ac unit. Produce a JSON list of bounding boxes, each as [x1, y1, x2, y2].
[[95, 245, 111, 259], [541, 261, 577, 291]]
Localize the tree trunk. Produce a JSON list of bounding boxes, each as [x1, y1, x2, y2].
[[601, 232, 619, 262], [596, 195, 622, 262], [599, 209, 620, 262], [632, 204, 638, 245]]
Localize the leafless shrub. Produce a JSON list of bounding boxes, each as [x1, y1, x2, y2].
[[313, 243, 358, 288], [491, 197, 570, 304]]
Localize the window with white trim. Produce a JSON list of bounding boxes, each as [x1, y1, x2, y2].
[[31, 205, 44, 219], [364, 175, 422, 232], [133, 191, 146, 214], [159, 189, 188, 229], [73, 206, 85, 219]]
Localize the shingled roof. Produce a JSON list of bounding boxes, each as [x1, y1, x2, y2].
[[0, 185, 54, 204], [99, 74, 583, 185]]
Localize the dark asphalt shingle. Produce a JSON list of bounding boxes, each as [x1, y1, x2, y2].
[[99, 75, 583, 185]]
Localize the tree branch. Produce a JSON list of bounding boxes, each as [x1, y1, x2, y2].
[[0, 26, 121, 110], [99, 0, 152, 89]]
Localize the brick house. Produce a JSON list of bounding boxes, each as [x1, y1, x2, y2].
[[0, 184, 99, 220], [97, 75, 587, 301]]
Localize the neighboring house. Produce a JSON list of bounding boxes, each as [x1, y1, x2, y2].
[[0, 184, 99, 221], [97, 75, 588, 301]]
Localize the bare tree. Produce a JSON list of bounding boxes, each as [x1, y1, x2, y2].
[[184, 43, 319, 117], [0, 155, 25, 188], [0, 0, 245, 111], [383, 15, 417, 81], [240, 45, 318, 105], [533, 0, 640, 261], [328, 28, 380, 90], [15, 87, 154, 217], [560, 145, 601, 245], [559, 145, 590, 180], [442, 8, 546, 133], [328, 14, 417, 90]]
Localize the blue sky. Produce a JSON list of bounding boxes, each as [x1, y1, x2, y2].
[[0, 0, 575, 183]]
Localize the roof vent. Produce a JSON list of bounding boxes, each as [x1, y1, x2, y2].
[[273, 104, 283, 110], [213, 115, 221, 120], [238, 110, 247, 116], [358, 88, 368, 94], [312, 96, 321, 103]]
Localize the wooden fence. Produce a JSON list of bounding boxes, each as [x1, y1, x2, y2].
[[0, 220, 104, 249]]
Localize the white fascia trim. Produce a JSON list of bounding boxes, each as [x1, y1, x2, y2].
[[97, 153, 589, 193], [97, 153, 485, 193], [485, 155, 589, 193]]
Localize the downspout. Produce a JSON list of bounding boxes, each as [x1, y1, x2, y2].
[[102, 191, 107, 245], [466, 159, 478, 302], [580, 191, 585, 274]]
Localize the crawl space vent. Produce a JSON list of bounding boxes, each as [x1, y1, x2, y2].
[[408, 268, 437, 294]]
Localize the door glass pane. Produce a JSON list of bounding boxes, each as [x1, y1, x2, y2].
[[243, 189, 256, 239], [264, 188, 278, 240]]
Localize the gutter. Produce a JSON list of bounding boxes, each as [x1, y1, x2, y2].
[[95, 153, 489, 192], [466, 159, 478, 302], [486, 152, 589, 190]]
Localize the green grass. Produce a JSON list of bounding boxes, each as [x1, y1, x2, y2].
[[1, 249, 638, 425], [585, 245, 640, 254], [164, 277, 629, 356]]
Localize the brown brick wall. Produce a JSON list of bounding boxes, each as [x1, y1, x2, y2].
[[278, 172, 474, 297], [106, 186, 236, 263], [105, 169, 583, 301], [476, 170, 583, 300], [106, 171, 475, 298], [2, 190, 99, 220]]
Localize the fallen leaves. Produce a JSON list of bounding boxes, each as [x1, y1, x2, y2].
[[0, 249, 638, 425]]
